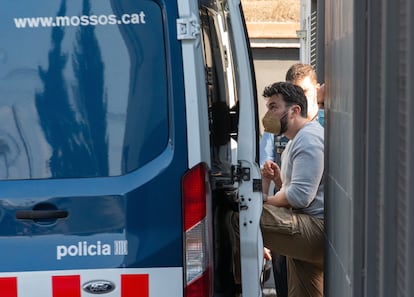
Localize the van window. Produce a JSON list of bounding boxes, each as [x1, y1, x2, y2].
[[200, 6, 238, 175], [0, 1, 168, 180]]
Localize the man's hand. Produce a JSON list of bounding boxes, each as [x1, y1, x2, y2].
[[261, 159, 277, 178], [264, 247, 272, 261], [262, 160, 282, 189]]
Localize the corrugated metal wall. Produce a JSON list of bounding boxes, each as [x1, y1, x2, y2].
[[324, 0, 414, 296], [324, 0, 355, 296]]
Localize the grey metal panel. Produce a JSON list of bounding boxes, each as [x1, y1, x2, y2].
[[363, 0, 412, 296], [326, 168, 352, 272], [326, 244, 352, 296], [408, 1, 414, 296], [326, 0, 414, 296], [327, 110, 353, 193], [324, 0, 355, 296], [380, 0, 410, 296], [353, 0, 371, 295]]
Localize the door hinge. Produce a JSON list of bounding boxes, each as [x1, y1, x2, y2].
[[252, 179, 262, 192], [232, 164, 262, 192], [177, 16, 201, 40], [232, 164, 250, 182]]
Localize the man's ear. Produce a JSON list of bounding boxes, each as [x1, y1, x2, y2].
[[292, 104, 302, 115]]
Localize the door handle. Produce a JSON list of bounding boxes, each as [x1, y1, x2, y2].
[[16, 210, 68, 220]]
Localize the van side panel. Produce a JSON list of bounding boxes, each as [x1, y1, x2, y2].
[[0, 0, 187, 280]]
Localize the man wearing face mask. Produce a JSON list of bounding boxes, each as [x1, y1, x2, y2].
[[261, 63, 323, 194], [260, 81, 324, 297], [259, 63, 324, 297]]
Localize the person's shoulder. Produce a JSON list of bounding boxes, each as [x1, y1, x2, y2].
[[296, 121, 324, 145], [306, 121, 324, 136], [299, 120, 321, 132]]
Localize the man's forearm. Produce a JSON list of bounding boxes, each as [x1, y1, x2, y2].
[[265, 189, 291, 208], [262, 178, 271, 195]]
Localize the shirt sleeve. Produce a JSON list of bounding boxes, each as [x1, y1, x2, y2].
[[260, 132, 275, 166], [285, 132, 324, 209]]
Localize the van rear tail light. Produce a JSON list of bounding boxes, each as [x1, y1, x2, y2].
[[182, 163, 213, 297]]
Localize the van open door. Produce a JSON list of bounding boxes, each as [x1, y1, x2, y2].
[[177, 0, 263, 295], [227, 1, 264, 296]]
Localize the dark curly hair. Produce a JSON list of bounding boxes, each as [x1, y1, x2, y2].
[[262, 81, 308, 118]]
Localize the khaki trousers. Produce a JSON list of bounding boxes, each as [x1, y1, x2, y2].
[[261, 205, 324, 297]]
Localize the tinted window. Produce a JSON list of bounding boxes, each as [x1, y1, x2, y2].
[[0, 0, 168, 179], [200, 6, 238, 175]]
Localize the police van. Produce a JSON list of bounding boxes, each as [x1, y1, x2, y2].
[[0, 0, 264, 296]]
